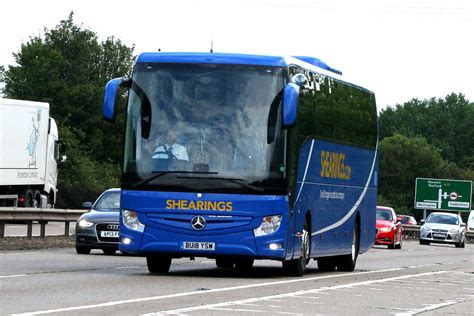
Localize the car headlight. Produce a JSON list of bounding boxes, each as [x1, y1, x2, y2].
[[421, 226, 430, 231], [254, 215, 282, 237], [122, 210, 145, 232], [78, 219, 94, 228], [379, 227, 392, 233], [449, 228, 459, 233]]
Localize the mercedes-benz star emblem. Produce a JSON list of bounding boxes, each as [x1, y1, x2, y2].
[[191, 216, 206, 230]]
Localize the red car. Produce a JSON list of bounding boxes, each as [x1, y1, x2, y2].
[[375, 206, 403, 249], [396, 214, 417, 225]]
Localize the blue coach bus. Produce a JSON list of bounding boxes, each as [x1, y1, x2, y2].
[[103, 52, 378, 276]]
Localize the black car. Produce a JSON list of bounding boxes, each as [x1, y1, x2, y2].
[[75, 188, 120, 254]]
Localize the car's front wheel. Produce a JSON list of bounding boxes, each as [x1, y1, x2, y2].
[[455, 236, 465, 248], [419, 239, 430, 245], [76, 246, 91, 254], [395, 236, 403, 249]]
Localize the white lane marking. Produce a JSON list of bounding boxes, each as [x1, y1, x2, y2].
[[210, 307, 265, 313], [146, 270, 449, 315], [0, 274, 27, 279], [13, 267, 405, 315], [114, 266, 143, 270], [0, 251, 42, 255], [395, 298, 469, 316]]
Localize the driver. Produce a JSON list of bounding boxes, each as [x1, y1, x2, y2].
[[152, 129, 189, 161]]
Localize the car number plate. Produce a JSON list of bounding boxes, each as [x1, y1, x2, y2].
[[183, 241, 215, 251], [433, 233, 446, 238], [101, 231, 119, 238]]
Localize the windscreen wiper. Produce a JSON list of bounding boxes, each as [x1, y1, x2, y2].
[[132, 171, 218, 188], [177, 176, 264, 193]]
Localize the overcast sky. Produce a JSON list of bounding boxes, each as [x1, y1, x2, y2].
[[1, 0, 473, 110]]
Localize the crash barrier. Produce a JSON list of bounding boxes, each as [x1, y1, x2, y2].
[[2, 211, 473, 242], [0, 207, 85, 238], [402, 224, 421, 239], [402, 224, 474, 242]]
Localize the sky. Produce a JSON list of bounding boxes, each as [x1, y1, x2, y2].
[[1, 0, 473, 111]]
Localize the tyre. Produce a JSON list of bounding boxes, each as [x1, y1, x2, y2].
[[235, 258, 254, 273], [76, 246, 91, 254], [283, 220, 310, 277], [419, 239, 429, 245], [147, 255, 172, 274], [102, 249, 116, 255], [33, 190, 41, 208], [455, 237, 465, 248], [336, 223, 359, 272], [395, 237, 402, 249], [388, 243, 395, 249], [317, 257, 336, 271], [22, 189, 34, 207], [216, 257, 234, 268]]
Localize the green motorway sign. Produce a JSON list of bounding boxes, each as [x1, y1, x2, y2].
[[414, 178, 472, 212]]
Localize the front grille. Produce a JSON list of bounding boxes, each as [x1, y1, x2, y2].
[[432, 229, 448, 233], [96, 223, 119, 243]]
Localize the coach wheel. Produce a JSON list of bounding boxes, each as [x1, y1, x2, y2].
[[216, 257, 234, 268], [234, 258, 254, 273], [147, 255, 172, 274], [283, 220, 310, 277], [317, 257, 337, 271], [336, 223, 359, 272]]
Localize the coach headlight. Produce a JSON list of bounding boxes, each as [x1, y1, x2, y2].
[[254, 215, 282, 237], [122, 210, 145, 232]]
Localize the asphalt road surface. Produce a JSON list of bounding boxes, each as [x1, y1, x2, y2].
[[1, 241, 473, 315]]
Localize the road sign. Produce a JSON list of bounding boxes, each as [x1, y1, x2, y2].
[[414, 178, 472, 212]]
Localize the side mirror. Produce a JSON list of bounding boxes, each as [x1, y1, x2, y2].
[[82, 202, 93, 209], [461, 223, 466, 227], [420, 219, 425, 225], [103, 77, 131, 122], [282, 83, 299, 127]]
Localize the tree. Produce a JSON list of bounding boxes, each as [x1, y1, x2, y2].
[[378, 134, 465, 213], [0, 12, 134, 207], [379, 93, 474, 168]]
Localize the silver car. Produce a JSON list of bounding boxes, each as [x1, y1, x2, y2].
[[419, 212, 466, 248], [467, 210, 474, 233], [75, 188, 120, 254]]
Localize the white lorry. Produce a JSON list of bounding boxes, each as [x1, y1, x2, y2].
[[0, 98, 61, 207]]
